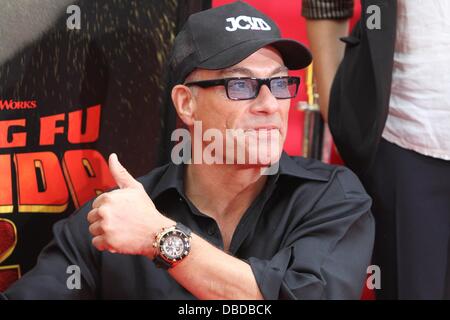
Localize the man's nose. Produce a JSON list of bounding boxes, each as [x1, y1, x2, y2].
[[249, 84, 279, 114]]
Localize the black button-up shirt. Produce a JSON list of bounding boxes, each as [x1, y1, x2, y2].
[[2, 153, 374, 299]]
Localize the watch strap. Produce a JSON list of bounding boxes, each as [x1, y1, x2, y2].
[[154, 255, 172, 270], [176, 222, 192, 236]]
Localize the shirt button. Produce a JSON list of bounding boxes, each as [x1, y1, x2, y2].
[[178, 197, 183, 202]]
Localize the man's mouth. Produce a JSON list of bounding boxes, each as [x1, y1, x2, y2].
[[243, 125, 280, 132]]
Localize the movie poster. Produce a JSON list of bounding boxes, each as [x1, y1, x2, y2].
[[0, 0, 206, 291]]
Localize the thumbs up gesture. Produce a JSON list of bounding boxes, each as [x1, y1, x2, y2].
[[87, 153, 172, 258]]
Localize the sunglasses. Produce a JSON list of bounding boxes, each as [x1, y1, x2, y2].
[[184, 76, 300, 100]]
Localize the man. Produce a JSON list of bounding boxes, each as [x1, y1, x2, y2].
[[303, 0, 450, 299], [1, 1, 374, 299]]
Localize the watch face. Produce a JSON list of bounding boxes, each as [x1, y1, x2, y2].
[[161, 234, 186, 259], [157, 228, 191, 265]]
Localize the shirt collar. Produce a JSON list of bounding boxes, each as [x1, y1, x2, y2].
[[149, 160, 185, 200], [278, 152, 329, 181], [149, 152, 329, 200]]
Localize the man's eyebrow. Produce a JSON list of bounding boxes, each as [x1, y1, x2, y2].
[[219, 65, 289, 77], [219, 67, 254, 77], [270, 65, 289, 75]]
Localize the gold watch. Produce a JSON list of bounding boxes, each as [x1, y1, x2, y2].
[[152, 222, 192, 269]]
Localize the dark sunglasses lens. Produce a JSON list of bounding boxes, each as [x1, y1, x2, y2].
[[270, 78, 298, 98], [227, 79, 258, 99]]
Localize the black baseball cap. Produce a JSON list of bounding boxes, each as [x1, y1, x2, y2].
[[169, 0, 312, 84]]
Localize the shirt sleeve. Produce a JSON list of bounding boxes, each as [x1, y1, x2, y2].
[[248, 167, 375, 299], [2, 200, 99, 299], [302, 0, 354, 20]]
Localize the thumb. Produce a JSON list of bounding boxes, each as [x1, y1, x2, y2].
[[109, 153, 140, 189]]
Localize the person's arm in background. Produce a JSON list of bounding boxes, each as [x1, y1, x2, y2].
[[302, 0, 353, 123]]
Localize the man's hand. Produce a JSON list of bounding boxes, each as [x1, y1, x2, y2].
[[87, 153, 172, 258]]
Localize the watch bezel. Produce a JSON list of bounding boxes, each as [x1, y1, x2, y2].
[[154, 226, 191, 264]]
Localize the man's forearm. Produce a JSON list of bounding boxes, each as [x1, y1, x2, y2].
[[167, 232, 263, 300], [306, 19, 349, 122]]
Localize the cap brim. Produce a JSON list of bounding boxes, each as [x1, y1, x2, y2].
[[198, 38, 312, 71]]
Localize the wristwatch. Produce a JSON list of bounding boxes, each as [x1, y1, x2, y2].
[[153, 222, 192, 269]]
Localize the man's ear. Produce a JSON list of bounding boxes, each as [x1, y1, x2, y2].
[[171, 85, 196, 126]]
